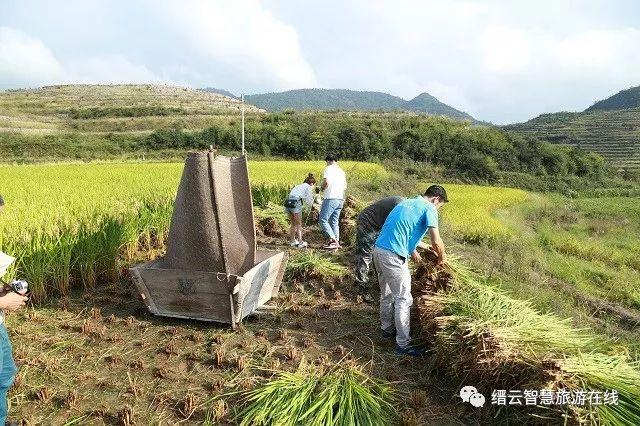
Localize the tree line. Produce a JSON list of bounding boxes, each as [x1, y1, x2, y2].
[[145, 111, 609, 182]]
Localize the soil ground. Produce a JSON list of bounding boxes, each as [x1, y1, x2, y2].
[[6, 227, 475, 425]]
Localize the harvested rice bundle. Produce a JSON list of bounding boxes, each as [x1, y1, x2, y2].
[[254, 203, 289, 237], [285, 250, 347, 281], [339, 195, 364, 247], [237, 364, 394, 426], [413, 249, 640, 424]]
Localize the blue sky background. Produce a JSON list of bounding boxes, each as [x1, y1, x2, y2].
[[1, 0, 639, 123]]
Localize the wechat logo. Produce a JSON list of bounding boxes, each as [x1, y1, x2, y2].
[[460, 385, 486, 407]]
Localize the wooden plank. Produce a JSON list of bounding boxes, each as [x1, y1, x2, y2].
[[238, 251, 286, 319], [136, 267, 236, 323], [152, 292, 234, 324], [255, 250, 287, 297], [271, 251, 288, 297], [130, 267, 159, 314], [137, 267, 236, 296]]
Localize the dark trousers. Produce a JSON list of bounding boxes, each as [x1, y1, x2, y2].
[[354, 223, 379, 290]]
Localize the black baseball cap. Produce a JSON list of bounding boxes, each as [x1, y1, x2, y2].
[[424, 185, 448, 202], [324, 153, 338, 162]]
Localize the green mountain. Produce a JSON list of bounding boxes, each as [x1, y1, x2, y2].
[[244, 88, 475, 121], [246, 89, 405, 111], [406, 92, 474, 120], [586, 86, 640, 112], [504, 107, 640, 170]]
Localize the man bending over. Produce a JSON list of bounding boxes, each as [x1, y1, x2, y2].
[[373, 185, 447, 357]]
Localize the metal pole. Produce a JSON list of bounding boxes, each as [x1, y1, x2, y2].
[[241, 94, 245, 155]]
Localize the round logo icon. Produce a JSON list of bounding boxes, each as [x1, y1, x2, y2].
[[469, 392, 486, 407], [460, 385, 478, 403]]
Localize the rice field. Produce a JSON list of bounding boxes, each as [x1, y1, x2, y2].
[[3, 159, 640, 424], [436, 184, 529, 244], [0, 160, 386, 300]]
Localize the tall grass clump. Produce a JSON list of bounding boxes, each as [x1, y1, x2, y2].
[[252, 184, 291, 208], [237, 365, 394, 426], [254, 202, 291, 237]]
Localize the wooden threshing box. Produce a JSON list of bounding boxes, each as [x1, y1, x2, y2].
[[130, 151, 287, 327]]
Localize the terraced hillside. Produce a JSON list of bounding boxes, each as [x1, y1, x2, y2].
[[504, 108, 640, 170], [0, 84, 263, 135]]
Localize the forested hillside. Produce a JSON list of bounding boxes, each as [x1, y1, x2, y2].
[[0, 85, 622, 193], [406, 93, 473, 120], [586, 86, 640, 111]]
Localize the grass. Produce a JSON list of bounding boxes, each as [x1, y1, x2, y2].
[[444, 186, 640, 355], [3, 156, 640, 423], [433, 184, 529, 244], [236, 365, 394, 426]]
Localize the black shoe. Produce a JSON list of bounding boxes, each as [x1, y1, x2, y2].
[[379, 328, 396, 339], [395, 344, 427, 357]]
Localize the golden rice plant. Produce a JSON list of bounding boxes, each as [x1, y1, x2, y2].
[[0, 160, 384, 300]]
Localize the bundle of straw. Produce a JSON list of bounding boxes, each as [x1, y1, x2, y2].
[[237, 364, 394, 426], [413, 248, 640, 424], [285, 250, 347, 281]]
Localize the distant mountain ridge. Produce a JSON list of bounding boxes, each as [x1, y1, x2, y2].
[[241, 88, 475, 121], [586, 86, 640, 112]]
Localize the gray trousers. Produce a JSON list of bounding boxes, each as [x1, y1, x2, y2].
[[373, 246, 412, 348]]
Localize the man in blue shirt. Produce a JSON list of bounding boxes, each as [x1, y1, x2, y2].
[[373, 185, 448, 357]]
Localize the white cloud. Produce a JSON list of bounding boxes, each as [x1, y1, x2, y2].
[[154, 0, 317, 90], [0, 26, 169, 88], [1, 0, 639, 122], [66, 55, 167, 85], [0, 1, 316, 92], [0, 26, 64, 86], [279, 0, 640, 123], [481, 26, 535, 73]]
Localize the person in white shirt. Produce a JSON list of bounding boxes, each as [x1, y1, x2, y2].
[[283, 174, 317, 248], [318, 154, 347, 249]]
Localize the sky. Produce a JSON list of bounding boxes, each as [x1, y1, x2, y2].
[[1, 0, 639, 123]]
